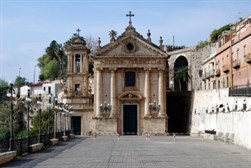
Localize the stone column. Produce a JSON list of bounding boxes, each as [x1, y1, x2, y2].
[[73, 55, 76, 73], [80, 55, 83, 73], [67, 53, 72, 73], [96, 69, 102, 118], [144, 69, 150, 117], [110, 69, 116, 118], [158, 69, 165, 117]]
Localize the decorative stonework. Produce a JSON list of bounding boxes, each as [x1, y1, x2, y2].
[[93, 23, 168, 135]]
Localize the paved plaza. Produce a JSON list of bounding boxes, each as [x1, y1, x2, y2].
[[2, 136, 251, 168]]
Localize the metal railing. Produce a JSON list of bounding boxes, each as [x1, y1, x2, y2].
[[0, 130, 72, 156], [229, 84, 251, 97]]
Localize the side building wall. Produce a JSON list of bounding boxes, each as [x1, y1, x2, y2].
[[190, 89, 251, 150]]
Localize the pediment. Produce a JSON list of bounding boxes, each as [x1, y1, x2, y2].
[[118, 91, 144, 102], [96, 35, 167, 57]]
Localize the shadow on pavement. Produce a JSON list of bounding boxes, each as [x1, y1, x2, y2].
[[2, 137, 86, 168]]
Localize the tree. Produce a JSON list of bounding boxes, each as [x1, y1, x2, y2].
[[210, 24, 230, 43], [37, 40, 66, 81], [14, 76, 27, 87], [31, 108, 54, 135], [37, 35, 97, 81], [0, 78, 8, 101]]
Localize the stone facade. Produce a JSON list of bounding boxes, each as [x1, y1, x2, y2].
[[93, 24, 168, 135], [64, 37, 93, 135]]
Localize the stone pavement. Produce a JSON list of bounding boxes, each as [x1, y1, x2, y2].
[[2, 136, 251, 168]]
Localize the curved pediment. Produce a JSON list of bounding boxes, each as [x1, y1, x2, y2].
[[118, 91, 144, 102]]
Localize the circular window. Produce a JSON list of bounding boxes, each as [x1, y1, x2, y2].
[[126, 43, 134, 51]]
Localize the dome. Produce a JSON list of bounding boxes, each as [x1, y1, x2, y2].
[[73, 37, 86, 45]]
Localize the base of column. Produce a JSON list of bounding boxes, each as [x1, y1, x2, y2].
[[93, 118, 117, 135], [157, 112, 167, 118], [143, 118, 167, 134]]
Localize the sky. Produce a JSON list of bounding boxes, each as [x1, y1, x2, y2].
[[0, 0, 251, 83]]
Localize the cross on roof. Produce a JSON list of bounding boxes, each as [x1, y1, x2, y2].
[[126, 11, 134, 25], [76, 28, 81, 36]]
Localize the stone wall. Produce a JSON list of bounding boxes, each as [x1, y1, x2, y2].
[[167, 45, 212, 91], [190, 89, 251, 150]]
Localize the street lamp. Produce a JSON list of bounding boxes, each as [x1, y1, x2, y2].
[[54, 98, 58, 139], [6, 82, 16, 151], [37, 94, 42, 143], [25, 89, 31, 153], [47, 94, 52, 134]]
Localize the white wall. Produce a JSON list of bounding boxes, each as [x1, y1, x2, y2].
[[190, 89, 251, 150]]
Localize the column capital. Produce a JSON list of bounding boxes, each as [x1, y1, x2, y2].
[[144, 68, 151, 71], [109, 67, 117, 71], [96, 67, 103, 71], [157, 67, 165, 71]]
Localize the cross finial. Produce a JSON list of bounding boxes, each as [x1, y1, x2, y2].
[[76, 28, 81, 36], [126, 11, 134, 25]]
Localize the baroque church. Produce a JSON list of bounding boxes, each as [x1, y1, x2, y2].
[[63, 12, 194, 135]]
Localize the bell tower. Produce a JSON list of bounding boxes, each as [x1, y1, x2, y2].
[[66, 31, 90, 97], [64, 29, 93, 135]]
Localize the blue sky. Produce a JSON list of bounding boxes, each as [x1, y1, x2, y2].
[[0, 0, 251, 83]]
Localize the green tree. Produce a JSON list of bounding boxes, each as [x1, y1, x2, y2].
[[31, 108, 54, 135], [37, 40, 67, 81], [0, 78, 8, 101], [14, 76, 27, 98], [210, 24, 230, 43], [14, 76, 27, 87]]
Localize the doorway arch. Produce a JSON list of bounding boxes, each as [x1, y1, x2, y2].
[[173, 56, 189, 92]]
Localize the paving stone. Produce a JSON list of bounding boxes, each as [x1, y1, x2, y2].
[[2, 136, 251, 168]]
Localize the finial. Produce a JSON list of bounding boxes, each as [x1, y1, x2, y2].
[[98, 37, 101, 47], [147, 29, 151, 42], [126, 11, 135, 25], [159, 36, 163, 48], [97, 37, 101, 51], [76, 28, 81, 36]]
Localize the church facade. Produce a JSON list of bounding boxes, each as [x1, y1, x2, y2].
[[92, 23, 168, 135]]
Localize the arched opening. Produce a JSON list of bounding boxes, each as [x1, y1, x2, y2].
[[173, 56, 189, 92]]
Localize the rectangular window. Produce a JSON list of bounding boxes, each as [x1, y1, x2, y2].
[[218, 80, 220, 89], [125, 71, 136, 87], [226, 77, 229, 88], [75, 84, 80, 91], [48, 86, 51, 94], [243, 45, 246, 57]]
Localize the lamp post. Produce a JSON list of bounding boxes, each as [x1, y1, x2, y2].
[[47, 94, 52, 134], [54, 98, 58, 139], [25, 89, 31, 153], [37, 94, 42, 143], [6, 82, 16, 151]]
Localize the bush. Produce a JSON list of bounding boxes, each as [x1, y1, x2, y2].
[[0, 128, 9, 140]]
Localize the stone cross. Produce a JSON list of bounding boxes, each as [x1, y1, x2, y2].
[[76, 28, 81, 36], [126, 11, 134, 25]]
